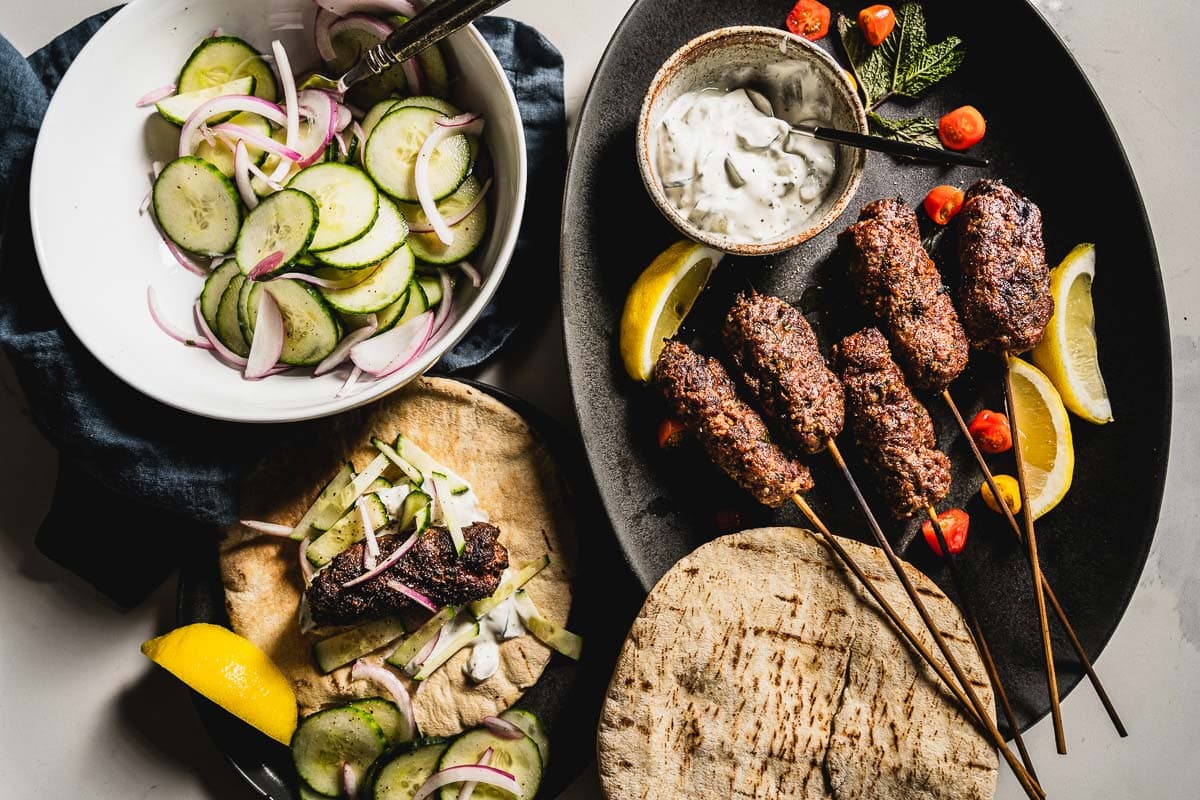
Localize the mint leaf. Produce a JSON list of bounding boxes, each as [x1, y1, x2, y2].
[[838, 2, 964, 109], [867, 113, 944, 150]]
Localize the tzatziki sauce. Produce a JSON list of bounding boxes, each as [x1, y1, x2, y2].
[[653, 60, 838, 243]]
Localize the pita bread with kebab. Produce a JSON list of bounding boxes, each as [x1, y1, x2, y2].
[[598, 527, 998, 800], [219, 378, 575, 737]]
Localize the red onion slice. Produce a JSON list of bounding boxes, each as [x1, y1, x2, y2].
[[409, 625, 442, 671], [384, 579, 438, 612], [147, 287, 212, 349], [233, 141, 258, 209], [457, 747, 495, 800], [194, 301, 249, 367], [314, 318, 378, 376], [239, 519, 294, 537], [248, 251, 286, 280], [296, 89, 339, 166], [432, 270, 454, 335], [401, 58, 425, 96], [314, 8, 339, 61], [454, 261, 482, 288], [359, 496, 380, 570], [136, 83, 176, 107], [271, 40, 300, 183], [414, 115, 484, 245], [341, 762, 358, 800], [350, 310, 434, 377], [299, 537, 314, 585], [413, 765, 521, 800], [213, 123, 304, 162], [275, 267, 377, 291], [353, 121, 368, 166], [343, 530, 419, 588], [407, 178, 492, 233], [317, 0, 420, 16], [334, 130, 348, 157], [336, 365, 363, 397], [178, 95, 288, 157], [350, 660, 417, 741], [336, 104, 353, 132], [245, 290, 285, 379], [481, 717, 527, 741], [246, 159, 283, 191], [149, 210, 210, 275]]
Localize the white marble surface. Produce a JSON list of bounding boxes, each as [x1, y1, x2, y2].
[[2, 1, 1198, 797]]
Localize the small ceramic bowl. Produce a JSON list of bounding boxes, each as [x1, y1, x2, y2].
[[636, 26, 867, 256]]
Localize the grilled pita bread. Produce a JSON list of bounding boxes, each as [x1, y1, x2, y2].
[[219, 377, 575, 737], [598, 527, 997, 800]]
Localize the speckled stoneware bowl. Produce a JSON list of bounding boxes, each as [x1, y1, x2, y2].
[[636, 25, 867, 256]]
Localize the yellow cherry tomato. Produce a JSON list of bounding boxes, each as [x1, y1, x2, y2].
[[981, 474, 1022, 515]]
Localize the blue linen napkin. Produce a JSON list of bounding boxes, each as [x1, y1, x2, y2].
[[0, 10, 566, 607]]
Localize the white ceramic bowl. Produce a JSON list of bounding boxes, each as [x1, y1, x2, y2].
[[30, 0, 526, 423]]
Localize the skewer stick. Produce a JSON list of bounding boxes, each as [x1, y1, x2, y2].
[[942, 388, 1127, 736], [1003, 358, 1067, 755], [824, 439, 1045, 800], [925, 505, 1038, 782]]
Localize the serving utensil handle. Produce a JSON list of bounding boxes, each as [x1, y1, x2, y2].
[[805, 124, 990, 168], [358, 0, 512, 78]]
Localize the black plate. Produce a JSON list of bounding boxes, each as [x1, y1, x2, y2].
[[178, 378, 641, 799], [561, 0, 1171, 734]]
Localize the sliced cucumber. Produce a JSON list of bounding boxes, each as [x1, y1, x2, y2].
[[243, 279, 343, 366], [291, 706, 387, 797], [372, 436, 424, 486], [325, 452, 394, 522], [394, 282, 429, 328], [297, 784, 331, 800], [351, 698, 413, 747], [235, 188, 319, 276], [200, 260, 242, 331], [372, 741, 449, 800], [362, 99, 402, 142], [178, 35, 278, 101], [415, 275, 444, 307], [155, 76, 255, 126], [313, 618, 407, 674], [152, 156, 241, 256], [413, 620, 479, 681], [391, 96, 461, 117], [293, 463, 356, 540], [437, 728, 543, 800], [318, 244, 415, 314], [306, 493, 390, 567], [194, 111, 271, 176], [397, 490, 432, 535], [214, 274, 251, 357], [401, 176, 488, 265], [289, 163, 380, 251], [514, 590, 583, 660], [468, 555, 551, 619], [498, 709, 549, 767], [312, 196, 408, 269], [236, 275, 257, 343], [373, 289, 413, 333], [365, 106, 470, 203], [386, 607, 456, 671], [390, 17, 451, 98]]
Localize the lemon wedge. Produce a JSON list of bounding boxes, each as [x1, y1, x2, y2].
[[1032, 243, 1113, 424], [1007, 357, 1075, 520], [142, 623, 298, 745], [619, 240, 722, 382]]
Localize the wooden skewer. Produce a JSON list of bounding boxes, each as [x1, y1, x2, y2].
[[942, 388, 1127, 737], [1003, 356, 1067, 755], [925, 505, 1039, 782], [824, 439, 1045, 800]]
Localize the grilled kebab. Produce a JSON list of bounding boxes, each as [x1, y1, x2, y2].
[[956, 180, 1053, 354], [721, 291, 844, 454], [833, 328, 952, 519], [654, 339, 813, 507], [306, 523, 508, 626], [840, 198, 969, 391]]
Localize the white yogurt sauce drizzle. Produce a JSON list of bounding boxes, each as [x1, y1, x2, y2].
[[464, 586, 526, 682], [653, 60, 838, 243]]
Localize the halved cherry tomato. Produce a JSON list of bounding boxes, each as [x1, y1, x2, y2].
[[657, 417, 687, 448], [922, 508, 970, 556], [786, 0, 831, 41], [938, 105, 987, 150], [968, 409, 1012, 454], [858, 5, 896, 46], [923, 185, 965, 225], [981, 475, 1022, 515]]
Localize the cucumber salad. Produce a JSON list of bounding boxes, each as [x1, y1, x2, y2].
[[138, 3, 492, 393], [241, 431, 581, 799]]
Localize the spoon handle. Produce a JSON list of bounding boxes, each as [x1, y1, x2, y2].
[[348, 0, 512, 86], [796, 123, 989, 168]]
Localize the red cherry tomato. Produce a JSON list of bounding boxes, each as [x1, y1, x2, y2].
[[968, 409, 1013, 454], [656, 417, 687, 449], [922, 508, 970, 556], [858, 4, 896, 46], [938, 105, 987, 150], [923, 185, 965, 226], [786, 0, 832, 40]]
